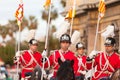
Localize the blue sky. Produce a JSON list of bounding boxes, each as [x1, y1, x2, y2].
[[0, 0, 65, 42]]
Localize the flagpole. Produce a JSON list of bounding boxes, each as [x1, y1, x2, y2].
[[17, 24, 21, 52], [15, 0, 23, 79], [93, 14, 100, 51], [118, 27, 120, 54], [45, 1, 51, 52], [94, 0, 105, 51], [70, 0, 76, 37], [16, 23, 21, 80], [41, 0, 52, 80]]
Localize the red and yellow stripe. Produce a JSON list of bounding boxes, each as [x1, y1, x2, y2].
[[65, 8, 76, 19], [98, 0, 106, 17], [44, 0, 51, 10], [15, 4, 24, 25]]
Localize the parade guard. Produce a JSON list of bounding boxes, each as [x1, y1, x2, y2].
[[14, 39, 42, 80], [43, 33, 78, 80], [75, 42, 87, 80], [86, 37, 120, 80]]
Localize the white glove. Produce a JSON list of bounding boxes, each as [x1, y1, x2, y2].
[[88, 50, 98, 59], [79, 71, 86, 75], [14, 51, 23, 63], [42, 50, 47, 58], [14, 51, 21, 63], [15, 51, 21, 57]]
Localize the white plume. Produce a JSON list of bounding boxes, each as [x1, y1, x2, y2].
[[101, 25, 115, 39], [35, 35, 45, 42], [54, 21, 70, 39], [25, 29, 36, 42], [71, 30, 81, 44]]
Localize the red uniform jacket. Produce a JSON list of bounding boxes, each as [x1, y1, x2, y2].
[[76, 55, 87, 76], [86, 52, 120, 80], [44, 50, 78, 78], [19, 50, 42, 78]]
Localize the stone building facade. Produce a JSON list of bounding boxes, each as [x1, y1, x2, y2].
[[63, 0, 120, 54]]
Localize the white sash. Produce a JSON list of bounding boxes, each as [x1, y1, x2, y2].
[[59, 50, 66, 62], [28, 50, 41, 68]]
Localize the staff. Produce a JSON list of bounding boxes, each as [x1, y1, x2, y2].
[[69, 0, 76, 37], [118, 28, 120, 54], [88, 1, 106, 79], [93, 0, 106, 51], [41, 0, 52, 80], [15, 0, 24, 79]]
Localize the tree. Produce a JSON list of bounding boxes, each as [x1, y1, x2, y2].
[[28, 16, 38, 30], [0, 25, 8, 39], [42, 9, 58, 22], [0, 15, 38, 66]]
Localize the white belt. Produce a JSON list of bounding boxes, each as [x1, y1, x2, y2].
[[23, 67, 33, 70]]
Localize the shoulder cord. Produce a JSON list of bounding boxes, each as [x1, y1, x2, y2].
[[103, 52, 115, 72], [28, 50, 41, 68], [53, 50, 66, 69], [93, 52, 115, 79], [20, 54, 27, 65], [77, 57, 82, 73], [53, 50, 58, 69], [93, 53, 108, 79], [81, 57, 87, 70], [100, 53, 109, 71], [59, 50, 65, 62], [20, 51, 34, 68], [77, 57, 87, 73]]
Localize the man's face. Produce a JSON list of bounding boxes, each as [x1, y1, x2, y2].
[[29, 44, 38, 52], [60, 41, 70, 51], [105, 45, 114, 53], [77, 48, 84, 55]]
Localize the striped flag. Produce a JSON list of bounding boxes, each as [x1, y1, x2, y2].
[[44, 0, 51, 10], [65, 8, 76, 19], [98, 0, 106, 18], [15, 4, 24, 26]]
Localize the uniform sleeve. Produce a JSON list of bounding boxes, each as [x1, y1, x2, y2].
[[19, 51, 27, 64], [73, 56, 78, 75], [117, 55, 120, 69]]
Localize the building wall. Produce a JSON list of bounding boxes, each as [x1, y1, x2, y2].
[[64, 0, 120, 54]]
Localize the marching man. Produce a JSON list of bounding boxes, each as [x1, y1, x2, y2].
[[86, 37, 120, 80], [43, 34, 78, 80], [14, 39, 42, 80], [75, 42, 87, 80]]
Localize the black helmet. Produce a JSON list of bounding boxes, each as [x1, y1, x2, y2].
[[76, 42, 85, 49], [60, 34, 71, 43], [104, 37, 116, 46], [29, 39, 38, 45]]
